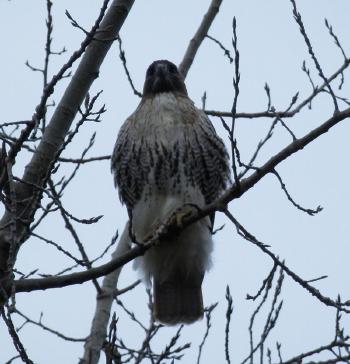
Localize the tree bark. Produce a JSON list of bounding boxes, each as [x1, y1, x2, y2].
[[178, 0, 223, 78], [80, 224, 130, 364], [0, 0, 135, 302]]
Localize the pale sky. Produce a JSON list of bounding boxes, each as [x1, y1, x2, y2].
[[1, 0, 350, 363]]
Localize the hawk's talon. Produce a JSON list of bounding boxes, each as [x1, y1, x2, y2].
[[169, 204, 199, 230], [144, 205, 198, 244]]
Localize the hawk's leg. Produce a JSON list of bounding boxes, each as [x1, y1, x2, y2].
[[168, 203, 201, 230], [143, 204, 201, 244]]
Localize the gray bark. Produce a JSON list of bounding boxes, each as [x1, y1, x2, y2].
[[80, 224, 130, 364], [0, 0, 135, 298], [178, 0, 223, 78]]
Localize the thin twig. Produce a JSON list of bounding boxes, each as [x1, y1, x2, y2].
[[14, 309, 86, 342], [206, 34, 233, 63], [205, 55, 350, 119], [230, 17, 240, 185], [117, 36, 142, 97], [290, 0, 339, 111], [324, 19, 347, 60], [224, 210, 350, 313], [225, 286, 233, 364], [272, 169, 322, 215], [197, 303, 218, 364]]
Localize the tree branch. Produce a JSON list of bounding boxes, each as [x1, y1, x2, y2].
[[0, 0, 135, 303], [178, 0, 223, 78], [80, 224, 130, 364], [205, 56, 350, 119]]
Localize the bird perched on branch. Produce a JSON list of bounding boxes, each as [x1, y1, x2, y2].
[[111, 60, 230, 325]]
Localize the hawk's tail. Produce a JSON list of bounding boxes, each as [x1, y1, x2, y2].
[[153, 271, 204, 325]]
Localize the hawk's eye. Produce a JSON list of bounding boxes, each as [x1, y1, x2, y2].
[[168, 63, 177, 74], [147, 65, 155, 77]]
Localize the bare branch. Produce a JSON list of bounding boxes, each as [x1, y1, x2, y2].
[[271, 169, 323, 216], [155, 325, 190, 364], [0, 0, 136, 303], [243, 268, 284, 364], [14, 309, 86, 342], [290, 0, 339, 111], [1, 0, 110, 176], [58, 154, 111, 163], [229, 17, 240, 185], [225, 286, 233, 364], [5, 355, 21, 364], [324, 19, 347, 60], [80, 225, 130, 364], [197, 303, 218, 364], [246, 263, 278, 301], [205, 55, 350, 119], [1, 307, 34, 364], [280, 341, 350, 364], [179, 0, 223, 78], [206, 34, 233, 63], [224, 210, 350, 313], [117, 35, 142, 97]]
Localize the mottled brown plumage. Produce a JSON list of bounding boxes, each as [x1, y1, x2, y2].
[[111, 60, 230, 324]]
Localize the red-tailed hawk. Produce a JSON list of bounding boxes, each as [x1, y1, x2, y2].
[[111, 60, 230, 324]]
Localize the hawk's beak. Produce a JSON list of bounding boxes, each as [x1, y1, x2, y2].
[[155, 64, 167, 79], [153, 64, 172, 91]]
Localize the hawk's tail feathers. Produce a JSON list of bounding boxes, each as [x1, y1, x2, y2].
[[153, 274, 204, 325]]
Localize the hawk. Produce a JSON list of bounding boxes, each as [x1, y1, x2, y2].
[[111, 60, 230, 325]]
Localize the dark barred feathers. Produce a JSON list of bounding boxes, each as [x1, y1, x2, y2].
[[111, 95, 230, 210]]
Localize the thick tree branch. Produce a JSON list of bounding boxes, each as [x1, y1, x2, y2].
[[80, 225, 130, 364], [0, 0, 135, 302], [14, 235, 141, 293], [178, 0, 223, 78]]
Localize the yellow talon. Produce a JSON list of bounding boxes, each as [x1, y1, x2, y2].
[[169, 205, 197, 229], [144, 205, 198, 244]]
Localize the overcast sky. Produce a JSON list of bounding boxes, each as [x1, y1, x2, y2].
[[1, 0, 350, 363]]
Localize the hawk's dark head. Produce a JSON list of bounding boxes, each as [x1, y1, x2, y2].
[[143, 60, 188, 97]]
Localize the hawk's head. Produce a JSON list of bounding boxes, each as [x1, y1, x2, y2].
[[143, 60, 187, 97]]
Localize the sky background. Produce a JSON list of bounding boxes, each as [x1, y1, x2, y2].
[[1, 0, 350, 363]]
